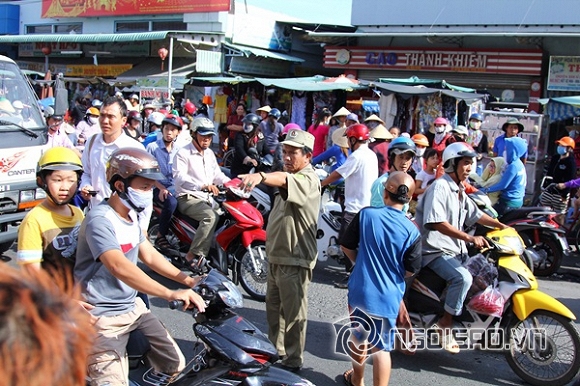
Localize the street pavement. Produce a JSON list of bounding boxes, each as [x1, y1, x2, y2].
[[4, 247, 580, 386]]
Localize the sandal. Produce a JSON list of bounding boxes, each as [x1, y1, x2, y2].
[[155, 234, 171, 249], [343, 369, 355, 386], [432, 324, 460, 354]]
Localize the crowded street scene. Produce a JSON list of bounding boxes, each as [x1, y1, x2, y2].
[[2, 0, 580, 385]]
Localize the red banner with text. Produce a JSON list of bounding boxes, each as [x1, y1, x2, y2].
[[42, 0, 230, 18]]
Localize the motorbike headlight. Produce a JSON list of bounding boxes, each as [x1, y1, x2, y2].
[[218, 280, 244, 308], [496, 235, 525, 255]]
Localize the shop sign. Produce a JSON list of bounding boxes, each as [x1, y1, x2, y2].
[[324, 47, 542, 76], [41, 0, 230, 18], [140, 87, 169, 101], [19, 42, 81, 57], [547, 56, 580, 91], [229, 56, 289, 77], [65, 64, 133, 77], [83, 41, 149, 57]]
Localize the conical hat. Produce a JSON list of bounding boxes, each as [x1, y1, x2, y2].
[[364, 114, 385, 125], [370, 124, 394, 140], [333, 106, 350, 117], [332, 127, 349, 148]]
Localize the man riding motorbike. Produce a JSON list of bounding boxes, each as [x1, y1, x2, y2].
[[414, 142, 507, 353]]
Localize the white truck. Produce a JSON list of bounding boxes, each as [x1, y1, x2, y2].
[[0, 56, 48, 253]]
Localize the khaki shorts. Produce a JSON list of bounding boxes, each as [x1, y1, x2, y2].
[[87, 297, 185, 386]]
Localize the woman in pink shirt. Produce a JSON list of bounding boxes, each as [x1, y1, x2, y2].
[[307, 108, 332, 157]]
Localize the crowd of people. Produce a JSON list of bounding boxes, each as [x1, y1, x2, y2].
[[6, 90, 576, 386]]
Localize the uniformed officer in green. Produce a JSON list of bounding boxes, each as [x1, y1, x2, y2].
[[239, 129, 320, 372]]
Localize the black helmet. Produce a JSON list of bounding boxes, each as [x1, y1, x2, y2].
[[268, 108, 281, 119], [162, 114, 184, 129], [242, 113, 261, 133]]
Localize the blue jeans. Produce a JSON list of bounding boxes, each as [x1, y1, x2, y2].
[[494, 198, 523, 216], [427, 254, 472, 316], [153, 188, 178, 236]]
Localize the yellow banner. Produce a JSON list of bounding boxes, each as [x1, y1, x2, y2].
[[65, 64, 133, 77]]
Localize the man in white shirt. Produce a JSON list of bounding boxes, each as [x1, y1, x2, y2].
[[321, 123, 378, 276], [173, 117, 230, 267], [79, 97, 145, 227]]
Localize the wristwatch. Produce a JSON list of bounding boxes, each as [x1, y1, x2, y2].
[[259, 172, 267, 183]]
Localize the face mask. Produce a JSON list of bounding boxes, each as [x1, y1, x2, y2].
[[469, 121, 479, 130], [557, 146, 568, 155], [88, 117, 98, 125], [435, 125, 446, 134], [416, 148, 426, 157], [120, 187, 153, 212]]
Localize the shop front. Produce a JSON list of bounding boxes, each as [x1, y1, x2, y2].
[[324, 46, 544, 113]]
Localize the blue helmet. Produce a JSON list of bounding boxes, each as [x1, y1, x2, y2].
[[469, 113, 483, 122], [268, 108, 281, 119], [388, 136, 417, 158]]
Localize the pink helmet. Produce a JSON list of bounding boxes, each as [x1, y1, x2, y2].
[[434, 117, 448, 126], [283, 123, 301, 135]]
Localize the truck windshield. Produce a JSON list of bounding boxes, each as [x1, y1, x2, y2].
[[0, 60, 46, 130]]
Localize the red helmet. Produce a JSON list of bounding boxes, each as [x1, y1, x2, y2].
[[184, 101, 196, 115], [344, 124, 370, 141], [127, 110, 142, 122]]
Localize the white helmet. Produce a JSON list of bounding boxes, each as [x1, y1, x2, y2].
[[147, 111, 165, 127], [443, 142, 477, 172], [191, 117, 215, 136]]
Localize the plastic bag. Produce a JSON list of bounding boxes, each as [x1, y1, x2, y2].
[[464, 253, 498, 290], [467, 286, 505, 318]]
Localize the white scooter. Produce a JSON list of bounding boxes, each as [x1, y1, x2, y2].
[[315, 168, 345, 265]]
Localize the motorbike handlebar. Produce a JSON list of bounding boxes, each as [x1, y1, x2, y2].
[[169, 299, 185, 310]]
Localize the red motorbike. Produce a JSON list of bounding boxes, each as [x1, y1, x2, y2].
[[148, 179, 268, 301]]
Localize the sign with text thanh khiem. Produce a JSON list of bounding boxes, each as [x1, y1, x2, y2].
[[41, 0, 230, 18], [324, 47, 543, 76], [547, 56, 580, 91]]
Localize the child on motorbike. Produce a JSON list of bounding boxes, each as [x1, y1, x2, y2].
[[414, 147, 438, 200], [17, 147, 84, 283]]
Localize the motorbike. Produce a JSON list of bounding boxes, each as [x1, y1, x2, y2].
[[126, 269, 315, 386], [469, 190, 570, 276], [313, 168, 347, 266], [407, 227, 580, 386], [148, 179, 268, 301]]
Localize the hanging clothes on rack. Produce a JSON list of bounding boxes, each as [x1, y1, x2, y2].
[[291, 91, 307, 129]]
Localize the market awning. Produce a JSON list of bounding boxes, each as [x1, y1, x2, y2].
[[365, 80, 484, 102], [223, 42, 305, 63], [190, 76, 256, 86], [116, 57, 196, 89], [0, 31, 219, 44], [538, 97, 580, 122], [377, 76, 476, 93], [254, 75, 368, 91]]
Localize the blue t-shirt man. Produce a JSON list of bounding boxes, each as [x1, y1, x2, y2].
[[342, 205, 421, 320]]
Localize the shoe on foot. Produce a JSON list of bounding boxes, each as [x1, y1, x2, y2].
[[432, 323, 460, 354]]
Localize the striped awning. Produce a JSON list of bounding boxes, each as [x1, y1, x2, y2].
[[0, 31, 221, 44]]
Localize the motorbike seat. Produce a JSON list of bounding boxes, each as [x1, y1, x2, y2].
[[498, 206, 551, 223], [413, 266, 448, 297]]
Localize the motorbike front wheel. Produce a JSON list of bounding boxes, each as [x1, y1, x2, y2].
[[505, 310, 580, 386], [237, 241, 268, 302]]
